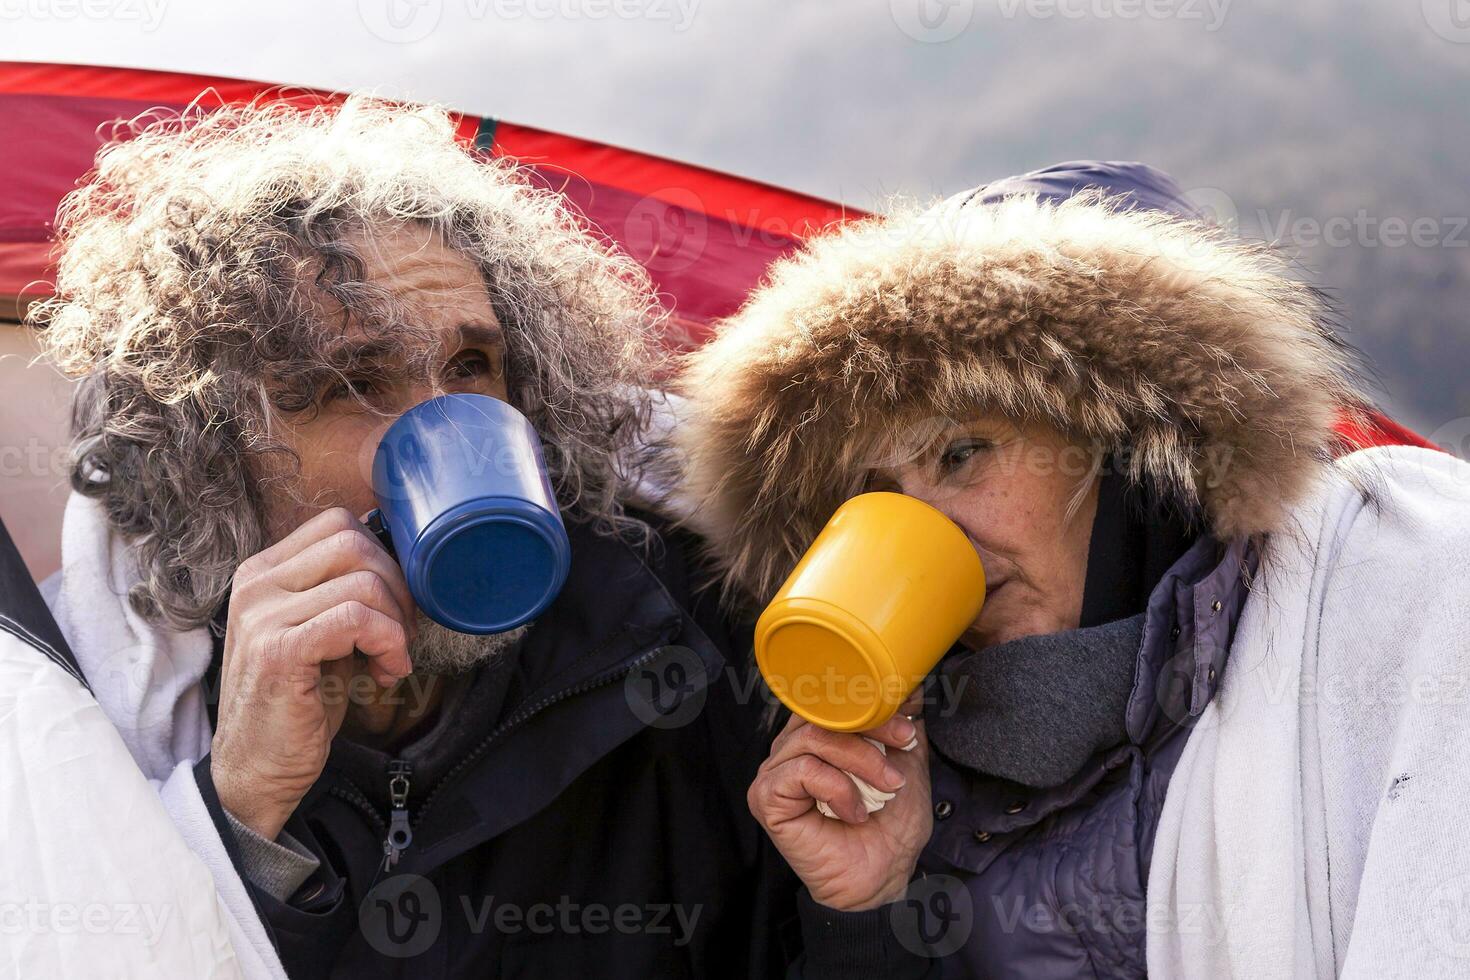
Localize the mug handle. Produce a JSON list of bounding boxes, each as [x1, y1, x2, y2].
[[363, 509, 398, 561]]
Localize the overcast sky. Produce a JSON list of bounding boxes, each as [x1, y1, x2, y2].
[[5, 0, 1469, 433]]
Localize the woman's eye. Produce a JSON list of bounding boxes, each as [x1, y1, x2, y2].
[[938, 439, 989, 475], [863, 472, 901, 494]]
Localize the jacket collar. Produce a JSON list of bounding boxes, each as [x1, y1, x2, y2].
[[342, 517, 727, 870], [1126, 534, 1256, 742], [0, 515, 86, 690], [924, 534, 1255, 873]]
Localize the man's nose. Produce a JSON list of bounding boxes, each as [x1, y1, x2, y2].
[[366, 385, 440, 450], [360, 383, 452, 502], [375, 383, 457, 433], [398, 382, 446, 413]]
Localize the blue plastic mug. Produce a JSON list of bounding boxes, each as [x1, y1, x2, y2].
[[365, 393, 571, 634]]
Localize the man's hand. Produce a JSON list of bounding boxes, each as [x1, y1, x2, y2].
[[210, 508, 416, 842], [748, 705, 933, 912]]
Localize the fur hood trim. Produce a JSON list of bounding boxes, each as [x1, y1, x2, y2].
[[675, 192, 1368, 603]]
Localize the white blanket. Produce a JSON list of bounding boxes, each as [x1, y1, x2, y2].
[[0, 629, 247, 977], [1148, 445, 1470, 978], [21, 492, 287, 980]]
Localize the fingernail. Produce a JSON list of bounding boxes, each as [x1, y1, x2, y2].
[[900, 736, 920, 752], [893, 717, 917, 743], [882, 765, 906, 790]]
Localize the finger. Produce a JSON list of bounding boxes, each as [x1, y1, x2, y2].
[[285, 600, 412, 684], [318, 656, 361, 729], [270, 525, 417, 637], [767, 710, 812, 758], [286, 568, 414, 640], [244, 507, 368, 574], [862, 712, 920, 753], [755, 755, 868, 826], [764, 725, 905, 794]]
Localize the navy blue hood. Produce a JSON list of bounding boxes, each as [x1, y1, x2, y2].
[[950, 159, 1205, 222]]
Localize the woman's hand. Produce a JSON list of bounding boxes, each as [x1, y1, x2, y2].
[[748, 706, 933, 912]]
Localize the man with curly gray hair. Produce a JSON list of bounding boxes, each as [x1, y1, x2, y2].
[[32, 95, 795, 978]]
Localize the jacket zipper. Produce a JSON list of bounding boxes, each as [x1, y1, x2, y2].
[[325, 643, 674, 867], [384, 760, 413, 868]]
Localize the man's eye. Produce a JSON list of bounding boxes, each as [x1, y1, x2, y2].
[[322, 376, 380, 404], [446, 350, 498, 382]]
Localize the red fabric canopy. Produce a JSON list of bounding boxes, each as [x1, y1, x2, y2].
[[0, 61, 1433, 453], [0, 61, 858, 345]]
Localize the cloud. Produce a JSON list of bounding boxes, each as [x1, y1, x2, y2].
[[3, 0, 1467, 426]]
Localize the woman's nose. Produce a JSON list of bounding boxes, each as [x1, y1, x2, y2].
[[890, 475, 966, 527]]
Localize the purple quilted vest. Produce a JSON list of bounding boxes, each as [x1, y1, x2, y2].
[[918, 535, 1254, 978]]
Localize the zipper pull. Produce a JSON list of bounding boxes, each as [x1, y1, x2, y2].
[[383, 760, 413, 869]]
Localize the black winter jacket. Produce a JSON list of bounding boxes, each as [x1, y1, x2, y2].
[[190, 517, 935, 979]]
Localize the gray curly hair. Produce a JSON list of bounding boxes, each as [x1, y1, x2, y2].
[[31, 95, 667, 631]]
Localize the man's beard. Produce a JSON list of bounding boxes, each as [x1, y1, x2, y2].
[[407, 612, 530, 676]]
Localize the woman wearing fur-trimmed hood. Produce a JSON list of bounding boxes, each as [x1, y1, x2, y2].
[[676, 162, 1470, 979]]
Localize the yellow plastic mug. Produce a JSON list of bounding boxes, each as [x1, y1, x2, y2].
[[754, 492, 987, 732]]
